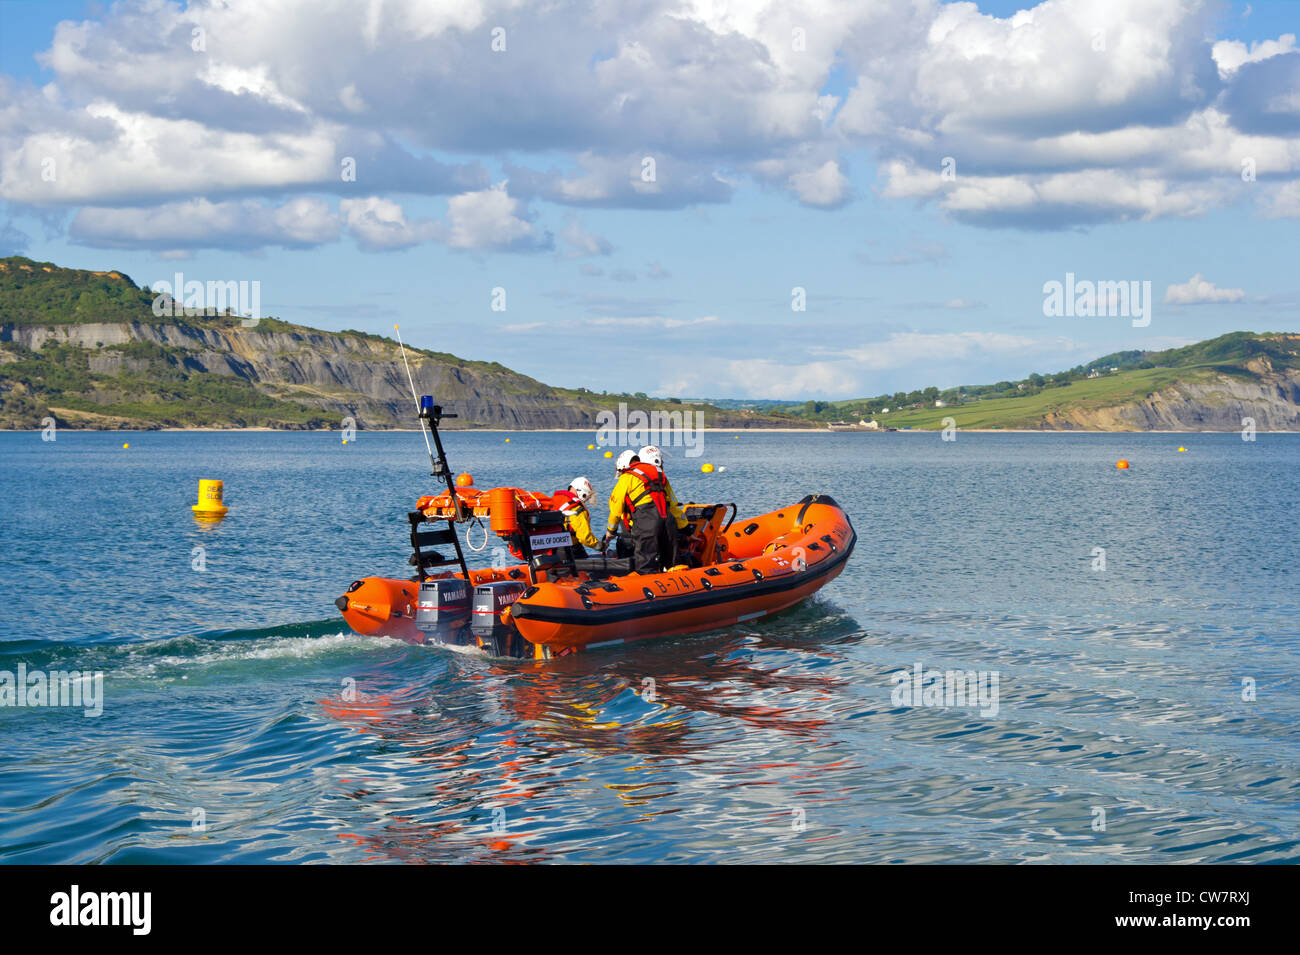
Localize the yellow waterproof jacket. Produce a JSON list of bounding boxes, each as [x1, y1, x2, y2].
[[564, 504, 600, 549], [664, 477, 687, 529], [607, 471, 688, 533]]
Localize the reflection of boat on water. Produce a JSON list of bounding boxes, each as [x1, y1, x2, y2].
[[336, 396, 855, 659], [316, 616, 854, 862]]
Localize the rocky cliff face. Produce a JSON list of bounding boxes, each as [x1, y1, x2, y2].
[[0, 320, 612, 429], [1040, 361, 1300, 431], [0, 320, 797, 430]]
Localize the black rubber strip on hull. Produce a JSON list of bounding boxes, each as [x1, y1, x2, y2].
[[512, 530, 855, 627]]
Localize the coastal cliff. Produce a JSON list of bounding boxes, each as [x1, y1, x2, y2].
[[0, 257, 804, 431]]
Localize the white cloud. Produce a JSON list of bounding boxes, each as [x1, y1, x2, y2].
[[502, 315, 717, 333], [1212, 34, 1297, 76], [0, 0, 1297, 236], [559, 214, 613, 258], [721, 359, 864, 400], [1163, 273, 1247, 304], [438, 182, 551, 252], [787, 160, 850, 208], [69, 197, 340, 250], [1262, 179, 1300, 218], [340, 197, 437, 251], [507, 153, 734, 210], [657, 329, 1083, 399]]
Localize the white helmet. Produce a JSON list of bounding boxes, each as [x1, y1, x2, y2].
[[638, 445, 663, 468], [615, 449, 638, 471], [568, 476, 593, 505]]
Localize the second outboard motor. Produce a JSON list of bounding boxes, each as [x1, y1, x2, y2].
[[471, 580, 527, 656], [414, 578, 471, 644]]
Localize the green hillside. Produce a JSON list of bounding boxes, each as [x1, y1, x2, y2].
[[788, 331, 1300, 430]]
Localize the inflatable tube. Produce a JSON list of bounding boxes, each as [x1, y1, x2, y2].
[[337, 495, 854, 657]]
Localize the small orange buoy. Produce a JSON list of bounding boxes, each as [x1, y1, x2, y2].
[[1116, 459, 1130, 469], [456, 472, 474, 487]]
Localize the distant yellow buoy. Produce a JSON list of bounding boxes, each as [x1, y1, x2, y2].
[[505, 437, 511, 442], [1177, 446, 1187, 452], [701, 463, 715, 473], [122, 442, 130, 449], [191, 478, 229, 520], [456, 472, 474, 487], [1116, 459, 1130, 469], [587, 444, 595, 450], [604, 450, 614, 458]]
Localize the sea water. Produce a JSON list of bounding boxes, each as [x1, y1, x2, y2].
[[0, 430, 1296, 863]]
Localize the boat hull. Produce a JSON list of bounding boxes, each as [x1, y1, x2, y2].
[[510, 496, 853, 651], [337, 495, 854, 656]]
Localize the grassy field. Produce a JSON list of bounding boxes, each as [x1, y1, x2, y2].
[[875, 366, 1223, 429]]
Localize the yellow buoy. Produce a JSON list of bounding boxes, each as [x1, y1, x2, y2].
[[1177, 446, 1187, 452], [587, 444, 595, 450], [505, 437, 511, 442], [191, 478, 229, 520], [122, 442, 130, 449], [1116, 459, 1130, 470], [701, 463, 715, 473], [604, 450, 614, 458]]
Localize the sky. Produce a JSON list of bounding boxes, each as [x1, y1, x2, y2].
[[0, 0, 1297, 401]]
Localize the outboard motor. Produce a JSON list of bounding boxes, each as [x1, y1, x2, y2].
[[414, 578, 471, 644], [471, 580, 527, 656]]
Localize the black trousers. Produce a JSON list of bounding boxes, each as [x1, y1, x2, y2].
[[629, 504, 675, 574]]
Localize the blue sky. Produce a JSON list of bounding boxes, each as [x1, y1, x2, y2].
[[1, 0, 1297, 400]]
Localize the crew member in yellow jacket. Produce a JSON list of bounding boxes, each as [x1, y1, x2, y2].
[[602, 449, 687, 572], [555, 476, 600, 557], [637, 445, 687, 528]]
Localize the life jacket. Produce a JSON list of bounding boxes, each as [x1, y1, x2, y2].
[[553, 489, 586, 519], [624, 462, 668, 520]]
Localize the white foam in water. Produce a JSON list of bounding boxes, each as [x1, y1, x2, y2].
[[127, 632, 381, 678]]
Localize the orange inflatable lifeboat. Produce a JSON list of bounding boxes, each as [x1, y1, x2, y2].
[[337, 494, 854, 658], [335, 397, 854, 658], [508, 495, 853, 654]]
